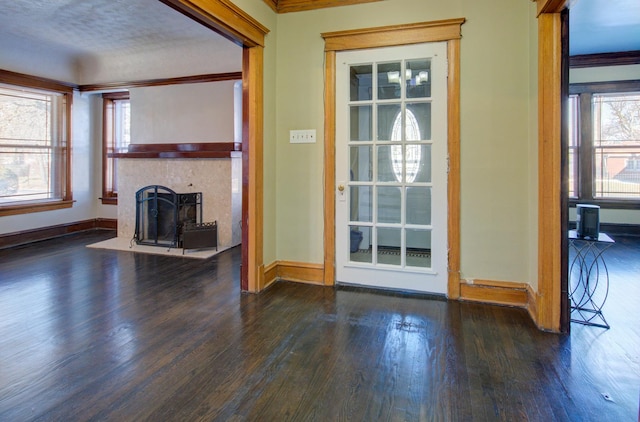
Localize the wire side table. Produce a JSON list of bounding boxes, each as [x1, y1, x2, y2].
[[568, 230, 615, 329]]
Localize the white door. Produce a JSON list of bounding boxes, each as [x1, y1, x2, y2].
[[335, 42, 448, 294]]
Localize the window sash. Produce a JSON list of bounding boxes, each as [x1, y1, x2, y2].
[[102, 93, 130, 204], [568, 81, 640, 208], [0, 85, 68, 206]]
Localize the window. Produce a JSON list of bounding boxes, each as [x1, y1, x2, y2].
[[568, 80, 640, 207], [0, 74, 72, 216], [102, 92, 130, 204]]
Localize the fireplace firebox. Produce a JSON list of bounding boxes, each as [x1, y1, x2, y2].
[[134, 185, 217, 251]]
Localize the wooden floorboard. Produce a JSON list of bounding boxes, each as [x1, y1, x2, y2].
[[0, 230, 638, 421]]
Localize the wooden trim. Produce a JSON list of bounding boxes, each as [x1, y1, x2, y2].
[[0, 200, 74, 217], [78, 72, 242, 92], [447, 39, 462, 299], [0, 218, 116, 249], [323, 50, 337, 287], [537, 0, 568, 16], [0, 69, 75, 93], [243, 46, 265, 292], [570, 79, 640, 94], [268, 0, 382, 14], [276, 261, 325, 285], [263, 261, 279, 289], [537, 12, 563, 332], [263, 0, 278, 13], [459, 279, 530, 308], [570, 50, 640, 69], [110, 142, 242, 159], [96, 218, 118, 230], [158, 0, 269, 48], [526, 284, 538, 325], [322, 19, 465, 52], [323, 19, 464, 294]]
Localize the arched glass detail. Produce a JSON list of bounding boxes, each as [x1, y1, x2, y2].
[[390, 109, 421, 182]]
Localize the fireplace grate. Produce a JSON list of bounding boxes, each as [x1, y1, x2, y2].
[[134, 185, 206, 249]]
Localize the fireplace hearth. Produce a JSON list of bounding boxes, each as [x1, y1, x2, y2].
[[134, 185, 217, 251]]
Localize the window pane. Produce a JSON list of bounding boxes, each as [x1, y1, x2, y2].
[[350, 185, 372, 222], [377, 62, 401, 100], [0, 86, 66, 204], [350, 64, 372, 102], [592, 93, 640, 199], [350, 105, 372, 142], [377, 186, 401, 223], [406, 59, 431, 99], [377, 227, 401, 266], [568, 95, 579, 198], [350, 146, 372, 182]]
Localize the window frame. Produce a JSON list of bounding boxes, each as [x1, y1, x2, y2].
[[568, 79, 640, 210], [101, 91, 130, 205], [0, 69, 73, 217]]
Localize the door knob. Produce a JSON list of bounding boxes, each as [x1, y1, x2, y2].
[[338, 184, 345, 192]]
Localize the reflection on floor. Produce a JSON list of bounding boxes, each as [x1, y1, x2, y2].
[[350, 246, 431, 267]]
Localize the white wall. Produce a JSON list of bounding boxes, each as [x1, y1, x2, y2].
[[131, 81, 236, 144]]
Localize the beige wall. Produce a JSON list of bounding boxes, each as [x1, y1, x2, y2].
[[254, 0, 536, 286]]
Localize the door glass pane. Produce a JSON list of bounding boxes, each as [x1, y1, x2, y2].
[[410, 144, 431, 183], [377, 145, 401, 182], [350, 105, 372, 141], [377, 186, 401, 223], [350, 146, 372, 182], [406, 187, 431, 225], [378, 62, 402, 100], [406, 59, 431, 99], [350, 64, 372, 101], [350, 186, 372, 222], [349, 226, 371, 263], [406, 228, 431, 268], [377, 227, 401, 266], [378, 104, 401, 141], [406, 102, 431, 140]]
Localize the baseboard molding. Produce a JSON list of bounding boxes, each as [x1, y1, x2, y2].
[[263, 260, 325, 286], [459, 279, 530, 308], [526, 284, 538, 326], [0, 218, 117, 249], [263, 261, 279, 289]]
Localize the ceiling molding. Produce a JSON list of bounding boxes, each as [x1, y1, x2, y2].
[[265, 0, 382, 14], [78, 71, 242, 92], [569, 50, 640, 68]]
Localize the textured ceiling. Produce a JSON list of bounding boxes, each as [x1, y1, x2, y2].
[[0, 0, 238, 80]]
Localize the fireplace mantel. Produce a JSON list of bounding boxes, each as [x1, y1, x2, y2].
[[110, 142, 241, 159]]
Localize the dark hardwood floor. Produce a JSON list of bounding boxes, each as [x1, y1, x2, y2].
[[0, 230, 638, 421]]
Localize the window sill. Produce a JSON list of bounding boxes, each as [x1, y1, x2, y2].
[[0, 200, 74, 217], [100, 197, 118, 205], [569, 199, 640, 210]]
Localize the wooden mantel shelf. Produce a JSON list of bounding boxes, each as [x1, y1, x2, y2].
[[109, 142, 242, 159]]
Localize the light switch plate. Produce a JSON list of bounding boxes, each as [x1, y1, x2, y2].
[[290, 129, 316, 143]]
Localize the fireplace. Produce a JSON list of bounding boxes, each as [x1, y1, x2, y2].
[[134, 185, 216, 250]]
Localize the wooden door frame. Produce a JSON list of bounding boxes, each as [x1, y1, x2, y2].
[[159, 0, 269, 292], [536, 0, 568, 332], [321, 19, 465, 298]]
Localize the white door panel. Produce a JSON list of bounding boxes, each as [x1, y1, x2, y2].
[[335, 42, 448, 294]]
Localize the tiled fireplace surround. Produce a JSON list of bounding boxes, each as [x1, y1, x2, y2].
[[115, 144, 242, 250]]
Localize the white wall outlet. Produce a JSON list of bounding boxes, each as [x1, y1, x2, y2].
[[290, 129, 316, 144]]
